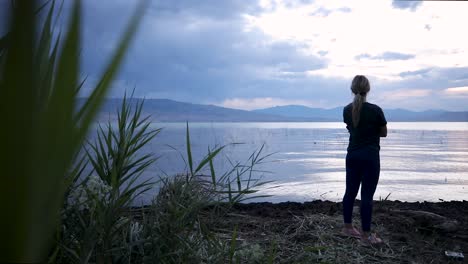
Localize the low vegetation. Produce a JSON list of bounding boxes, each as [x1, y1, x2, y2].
[[53, 94, 272, 263]]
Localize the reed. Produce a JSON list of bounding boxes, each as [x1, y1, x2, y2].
[[54, 95, 160, 263], [0, 1, 146, 262], [55, 101, 273, 263], [137, 124, 273, 263]]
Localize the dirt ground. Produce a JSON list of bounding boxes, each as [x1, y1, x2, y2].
[[210, 200, 468, 263]]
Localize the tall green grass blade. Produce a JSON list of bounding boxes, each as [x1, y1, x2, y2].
[[186, 122, 194, 179], [35, 0, 54, 105], [75, 75, 88, 95], [1, 1, 40, 262], [40, 0, 79, 206], [194, 145, 225, 174], [38, 34, 60, 109], [267, 240, 277, 264], [0, 0, 147, 262], [228, 226, 238, 264], [209, 148, 217, 188], [228, 181, 233, 202], [236, 169, 242, 191], [35, 0, 53, 15]]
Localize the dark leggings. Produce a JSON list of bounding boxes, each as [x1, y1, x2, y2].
[[343, 148, 380, 232]]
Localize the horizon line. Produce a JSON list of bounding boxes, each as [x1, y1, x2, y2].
[[78, 97, 468, 113]]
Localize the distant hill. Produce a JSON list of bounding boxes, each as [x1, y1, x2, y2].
[[253, 105, 341, 121], [254, 105, 468, 122], [92, 98, 310, 122], [86, 98, 468, 122]]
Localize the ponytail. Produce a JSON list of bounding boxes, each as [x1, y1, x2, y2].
[[350, 75, 370, 128], [352, 93, 365, 127]]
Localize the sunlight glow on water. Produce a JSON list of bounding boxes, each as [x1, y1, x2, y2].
[[135, 122, 468, 204]]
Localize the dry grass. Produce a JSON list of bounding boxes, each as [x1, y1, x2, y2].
[[202, 201, 468, 264], [209, 213, 403, 263]]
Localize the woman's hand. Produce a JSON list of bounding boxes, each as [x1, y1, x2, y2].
[[379, 125, 387, 137]]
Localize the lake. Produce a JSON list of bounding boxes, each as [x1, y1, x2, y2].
[[132, 122, 468, 204]]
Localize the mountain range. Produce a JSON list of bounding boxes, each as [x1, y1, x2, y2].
[[253, 105, 468, 122], [92, 98, 468, 122]]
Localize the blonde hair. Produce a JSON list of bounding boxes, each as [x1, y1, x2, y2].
[[350, 75, 370, 127]]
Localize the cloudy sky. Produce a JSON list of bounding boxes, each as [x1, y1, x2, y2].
[[4, 0, 468, 111]]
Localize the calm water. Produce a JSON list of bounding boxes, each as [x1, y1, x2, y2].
[[133, 122, 468, 204]]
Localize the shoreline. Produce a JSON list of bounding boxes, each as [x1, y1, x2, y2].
[[224, 200, 468, 263], [129, 200, 468, 263]]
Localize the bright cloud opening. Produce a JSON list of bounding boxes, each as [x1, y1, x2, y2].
[[444, 86, 468, 96], [246, 0, 468, 81]]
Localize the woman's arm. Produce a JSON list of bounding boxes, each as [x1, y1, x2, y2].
[[379, 125, 387, 137]]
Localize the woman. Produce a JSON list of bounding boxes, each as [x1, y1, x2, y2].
[[342, 75, 387, 244]]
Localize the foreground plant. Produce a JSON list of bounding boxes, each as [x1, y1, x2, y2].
[[0, 1, 146, 262], [142, 174, 223, 263], [135, 124, 274, 263], [87, 95, 160, 204], [56, 114, 274, 263], [56, 97, 159, 263], [184, 123, 274, 204]]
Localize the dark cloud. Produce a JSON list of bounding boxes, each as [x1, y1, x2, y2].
[[355, 52, 415, 61], [151, 0, 263, 19], [392, 1, 423, 11], [75, 0, 328, 104]]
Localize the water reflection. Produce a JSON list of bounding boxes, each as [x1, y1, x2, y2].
[[131, 122, 468, 204]]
